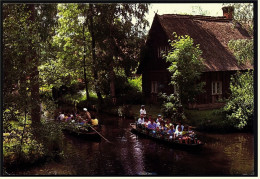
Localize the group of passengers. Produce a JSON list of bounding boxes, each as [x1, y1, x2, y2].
[[137, 105, 201, 144], [57, 108, 98, 127]]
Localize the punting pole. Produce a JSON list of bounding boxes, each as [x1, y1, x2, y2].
[[89, 126, 112, 143]]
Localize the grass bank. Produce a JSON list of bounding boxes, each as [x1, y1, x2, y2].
[[101, 104, 235, 133], [184, 109, 235, 133]]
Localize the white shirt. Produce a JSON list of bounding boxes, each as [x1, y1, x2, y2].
[[137, 118, 145, 124], [140, 108, 146, 116], [176, 125, 184, 132], [156, 118, 163, 123], [59, 114, 64, 120], [156, 122, 160, 128], [175, 127, 183, 137]]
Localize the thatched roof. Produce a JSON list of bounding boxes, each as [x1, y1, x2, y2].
[[149, 14, 253, 72]]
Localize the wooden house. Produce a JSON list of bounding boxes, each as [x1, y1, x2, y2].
[[137, 7, 253, 109]]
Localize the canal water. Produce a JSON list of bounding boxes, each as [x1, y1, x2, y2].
[[14, 114, 254, 176]]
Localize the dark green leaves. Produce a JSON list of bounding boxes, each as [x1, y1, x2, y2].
[[165, 32, 205, 104]]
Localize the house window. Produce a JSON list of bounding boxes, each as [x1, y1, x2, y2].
[[212, 81, 222, 95], [151, 81, 158, 93], [157, 46, 170, 58]]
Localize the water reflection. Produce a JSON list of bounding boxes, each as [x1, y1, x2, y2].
[[14, 114, 254, 176]]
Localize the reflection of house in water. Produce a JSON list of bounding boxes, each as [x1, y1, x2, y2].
[[137, 6, 253, 109]]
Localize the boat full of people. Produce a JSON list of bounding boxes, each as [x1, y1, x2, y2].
[[130, 105, 204, 149], [56, 108, 101, 141]]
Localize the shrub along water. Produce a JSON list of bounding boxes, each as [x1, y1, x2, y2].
[[3, 92, 65, 173], [3, 118, 65, 173]]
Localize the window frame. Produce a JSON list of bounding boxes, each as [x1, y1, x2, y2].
[[211, 81, 222, 95], [151, 81, 158, 93]]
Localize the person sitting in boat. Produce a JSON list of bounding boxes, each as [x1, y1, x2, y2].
[[159, 121, 167, 130], [167, 125, 176, 140], [156, 114, 163, 123], [143, 115, 152, 129], [176, 126, 192, 144], [156, 119, 161, 129], [140, 105, 146, 117], [159, 121, 168, 136], [137, 114, 145, 125], [147, 119, 156, 130], [64, 114, 69, 122], [165, 120, 173, 128], [178, 126, 191, 144], [176, 122, 184, 132], [91, 115, 99, 126], [175, 126, 183, 137], [147, 115, 152, 124]]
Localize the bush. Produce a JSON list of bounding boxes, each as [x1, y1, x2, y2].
[[185, 109, 235, 133], [3, 107, 64, 171], [3, 123, 45, 169], [223, 71, 253, 131], [158, 93, 186, 123]]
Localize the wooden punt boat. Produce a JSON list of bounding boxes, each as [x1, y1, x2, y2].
[[62, 125, 101, 141], [130, 123, 204, 149]]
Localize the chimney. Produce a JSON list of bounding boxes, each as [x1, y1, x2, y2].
[[222, 6, 234, 19]]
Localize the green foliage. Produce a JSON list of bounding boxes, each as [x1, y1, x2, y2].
[[3, 115, 65, 169], [223, 3, 254, 35], [185, 109, 234, 132], [228, 39, 253, 65], [223, 71, 253, 130], [166, 33, 205, 104], [223, 4, 254, 131], [225, 4, 253, 66], [98, 72, 143, 104], [87, 4, 149, 98], [3, 119, 45, 167], [128, 75, 142, 92], [158, 93, 186, 123], [46, 4, 92, 88]]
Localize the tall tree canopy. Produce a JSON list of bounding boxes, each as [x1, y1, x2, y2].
[[86, 4, 149, 101], [3, 4, 58, 126], [49, 3, 149, 105]]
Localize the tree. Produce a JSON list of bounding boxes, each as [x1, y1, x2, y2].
[[165, 33, 205, 105], [159, 93, 185, 123], [222, 3, 254, 130], [223, 71, 253, 130], [223, 3, 253, 35], [51, 3, 93, 102], [3, 4, 40, 125], [223, 3, 254, 65], [3, 3, 58, 128], [86, 4, 149, 103]]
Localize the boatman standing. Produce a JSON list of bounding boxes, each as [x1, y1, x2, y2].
[[83, 108, 91, 122], [140, 105, 146, 117]]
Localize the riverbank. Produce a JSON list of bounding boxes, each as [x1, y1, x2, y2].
[[101, 104, 240, 133]]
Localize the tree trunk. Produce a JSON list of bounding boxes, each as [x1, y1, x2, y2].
[[82, 23, 90, 101], [88, 4, 103, 106], [28, 4, 41, 126], [109, 65, 116, 105]]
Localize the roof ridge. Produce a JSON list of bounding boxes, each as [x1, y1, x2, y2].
[[158, 14, 230, 22]]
